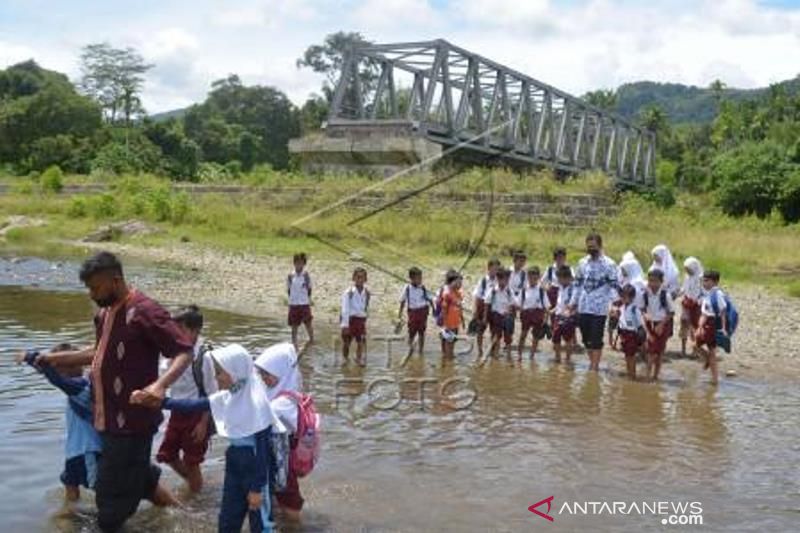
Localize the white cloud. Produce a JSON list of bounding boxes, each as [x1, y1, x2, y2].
[[0, 40, 36, 66], [352, 0, 439, 29]]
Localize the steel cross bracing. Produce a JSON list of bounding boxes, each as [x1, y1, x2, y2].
[[329, 39, 656, 185]]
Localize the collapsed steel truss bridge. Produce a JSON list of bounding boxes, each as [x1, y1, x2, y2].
[[329, 39, 656, 185]]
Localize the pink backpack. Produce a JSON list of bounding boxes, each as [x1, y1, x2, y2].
[[278, 390, 321, 478]]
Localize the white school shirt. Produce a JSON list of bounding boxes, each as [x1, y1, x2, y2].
[[542, 263, 575, 287], [399, 284, 432, 310], [287, 270, 312, 306], [555, 283, 576, 317], [618, 303, 644, 332], [520, 284, 548, 311], [571, 254, 619, 316], [643, 288, 675, 322], [340, 286, 369, 327], [472, 274, 496, 302], [486, 285, 516, 314], [681, 275, 703, 302], [510, 268, 527, 296], [162, 338, 218, 400], [271, 396, 298, 433], [700, 288, 727, 317]]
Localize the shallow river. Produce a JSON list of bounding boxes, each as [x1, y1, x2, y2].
[[0, 257, 798, 532]]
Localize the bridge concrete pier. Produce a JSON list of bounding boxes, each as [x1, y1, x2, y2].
[[289, 119, 442, 176]]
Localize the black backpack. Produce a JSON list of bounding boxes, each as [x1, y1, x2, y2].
[[642, 289, 669, 312], [192, 341, 216, 435]]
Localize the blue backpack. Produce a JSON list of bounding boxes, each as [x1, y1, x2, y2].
[[432, 286, 445, 327], [710, 288, 739, 336]]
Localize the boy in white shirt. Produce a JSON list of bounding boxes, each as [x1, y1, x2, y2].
[[643, 269, 675, 382], [695, 270, 728, 385], [617, 285, 645, 381], [398, 266, 434, 358], [341, 267, 370, 366], [483, 268, 516, 359], [517, 266, 549, 360], [471, 258, 500, 359], [287, 253, 314, 350], [542, 247, 572, 308], [552, 266, 577, 363], [156, 305, 217, 493]]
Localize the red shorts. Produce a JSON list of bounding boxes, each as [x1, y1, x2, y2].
[[695, 319, 717, 348], [619, 330, 641, 358], [646, 320, 671, 354], [521, 308, 546, 336], [552, 315, 576, 344], [288, 304, 312, 327], [407, 307, 429, 337], [276, 462, 304, 511], [546, 286, 559, 308], [473, 300, 488, 334], [489, 311, 513, 344], [342, 316, 367, 342], [156, 411, 210, 466], [682, 299, 701, 329]]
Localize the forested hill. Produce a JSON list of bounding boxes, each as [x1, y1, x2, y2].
[[614, 78, 800, 124]]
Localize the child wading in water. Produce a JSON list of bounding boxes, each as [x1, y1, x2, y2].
[[617, 285, 645, 380], [398, 267, 434, 359], [679, 257, 703, 357], [643, 269, 675, 382], [133, 344, 280, 533], [287, 253, 314, 350], [156, 305, 217, 493], [552, 265, 577, 363], [517, 266, 549, 360], [484, 268, 517, 359], [471, 258, 500, 361], [695, 270, 728, 385], [440, 270, 464, 360], [340, 267, 370, 366], [255, 343, 305, 521]]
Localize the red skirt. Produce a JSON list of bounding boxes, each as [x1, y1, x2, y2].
[[288, 304, 312, 327], [407, 307, 429, 336], [619, 330, 641, 358], [342, 316, 367, 341], [645, 320, 671, 354], [552, 316, 576, 344], [489, 311, 513, 343], [156, 411, 210, 466], [546, 286, 559, 308], [521, 308, 545, 335], [695, 319, 716, 348], [682, 298, 701, 329]]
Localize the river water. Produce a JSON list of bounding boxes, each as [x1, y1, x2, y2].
[[0, 256, 798, 532]]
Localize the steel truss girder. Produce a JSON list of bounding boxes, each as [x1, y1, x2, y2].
[[329, 39, 656, 185]]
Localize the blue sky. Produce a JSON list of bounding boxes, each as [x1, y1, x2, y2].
[[2, 0, 799, 112]]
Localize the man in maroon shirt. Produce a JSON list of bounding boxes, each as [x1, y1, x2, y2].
[[41, 252, 193, 532]]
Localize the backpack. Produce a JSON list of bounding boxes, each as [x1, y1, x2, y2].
[[521, 285, 546, 309], [514, 270, 527, 293], [277, 390, 321, 478], [191, 342, 217, 436], [710, 288, 739, 336], [287, 271, 311, 297], [341, 287, 370, 324], [642, 289, 669, 312], [433, 286, 445, 327]]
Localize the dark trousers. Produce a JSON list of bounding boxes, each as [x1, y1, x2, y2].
[[219, 445, 268, 533], [95, 433, 160, 533]]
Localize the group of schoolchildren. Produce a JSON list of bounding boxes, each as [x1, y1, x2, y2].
[[19, 305, 319, 533], [286, 246, 736, 385]]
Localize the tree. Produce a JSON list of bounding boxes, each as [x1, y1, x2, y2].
[[583, 89, 617, 111], [709, 79, 726, 105], [639, 105, 669, 136], [298, 94, 329, 133], [79, 43, 153, 124], [297, 31, 377, 101]]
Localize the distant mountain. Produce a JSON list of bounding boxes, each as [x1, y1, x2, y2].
[[149, 107, 188, 122], [614, 77, 800, 124]]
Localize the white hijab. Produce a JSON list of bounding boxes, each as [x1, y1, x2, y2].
[[618, 251, 638, 285], [650, 244, 679, 293], [254, 342, 301, 400], [682, 257, 704, 298], [620, 256, 645, 285], [207, 344, 281, 439]]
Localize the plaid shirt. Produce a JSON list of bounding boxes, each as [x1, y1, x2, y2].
[[571, 254, 619, 316]]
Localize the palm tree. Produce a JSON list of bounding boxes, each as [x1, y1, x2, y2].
[[709, 79, 726, 104]]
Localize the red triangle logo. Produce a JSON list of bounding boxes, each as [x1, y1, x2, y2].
[[528, 496, 555, 522]]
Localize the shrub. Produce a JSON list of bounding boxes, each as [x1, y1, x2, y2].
[[91, 137, 163, 175], [778, 170, 800, 223], [40, 165, 64, 193], [198, 162, 231, 183], [66, 196, 88, 218], [88, 193, 117, 219]]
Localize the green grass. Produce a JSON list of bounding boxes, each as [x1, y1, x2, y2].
[[1, 170, 799, 295]]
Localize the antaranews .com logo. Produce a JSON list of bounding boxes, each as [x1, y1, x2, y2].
[[529, 496, 704, 526]]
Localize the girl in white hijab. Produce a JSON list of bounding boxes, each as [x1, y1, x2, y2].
[[255, 342, 305, 521], [618, 251, 638, 286], [679, 257, 704, 357], [132, 344, 280, 533], [650, 244, 680, 297]]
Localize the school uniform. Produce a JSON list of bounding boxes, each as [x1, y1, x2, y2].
[[485, 285, 516, 344], [552, 283, 577, 344], [340, 286, 370, 342], [156, 338, 217, 467], [542, 264, 574, 307], [643, 287, 675, 354], [472, 274, 495, 333], [510, 269, 527, 299], [519, 284, 548, 339], [400, 283, 432, 338], [680, 273, 703, 335], [287, 271, 313, 327], [696, 288, 727, 348], [617, 303, 645, 358]]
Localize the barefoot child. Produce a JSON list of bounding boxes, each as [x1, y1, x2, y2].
[[133, 344, 280, 533], [617, 285, 645, 380], [552, 266, 577, 363], [517, 266, 549, 360], [398, 267, 434, 358], [484, 268, 516, 358], [472, 258, 500, 360], [543, 247, 572, 309], [340, 267, 369, 366], [643, 269, 675, 381], [695, 270, 728, 385], [441, 270, 464, 359], [650, 244, 680, 298], [156, 305, 217, 493], [679, 257, 703, 357], [287, 253, 314, 349]]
